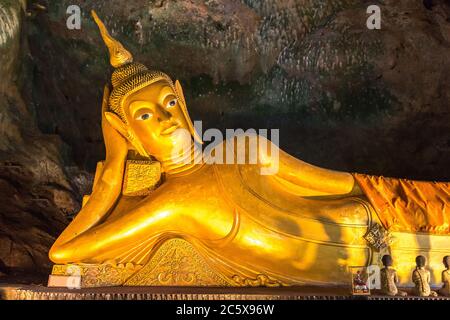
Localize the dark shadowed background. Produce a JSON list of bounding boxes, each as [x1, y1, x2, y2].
[[0, 0, 449, 280]]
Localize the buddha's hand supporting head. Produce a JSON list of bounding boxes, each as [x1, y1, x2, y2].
[[92, 10, 201, 162]]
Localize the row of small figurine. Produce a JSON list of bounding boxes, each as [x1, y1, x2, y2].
[[380, 255, 449, 297]]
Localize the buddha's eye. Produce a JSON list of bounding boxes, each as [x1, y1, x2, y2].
[[136, 112, 153, 121], [166, 99, 177, 109]]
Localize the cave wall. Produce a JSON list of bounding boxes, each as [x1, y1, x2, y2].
[[0, 0, 449, 278], [25, 0, 450, 179], [0, 0, 77, 278]]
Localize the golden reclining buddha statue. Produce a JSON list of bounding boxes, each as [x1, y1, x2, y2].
[[48, 11, 450, 288]]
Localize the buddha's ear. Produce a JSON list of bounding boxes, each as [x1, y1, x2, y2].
[[175, 80, 203, 145], [174, 80, 187, 106], [104, 112, 128, 138]]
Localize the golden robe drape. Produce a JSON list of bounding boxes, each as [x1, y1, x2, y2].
[[353, 174, 450, 235]]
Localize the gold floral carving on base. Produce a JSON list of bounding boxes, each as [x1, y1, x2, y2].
[[123, 160, 161, 196], [51, 263, 142, 288], [51, 239, 284, 288], [231, 274, 283, 287], [124, 238, 235, 286]]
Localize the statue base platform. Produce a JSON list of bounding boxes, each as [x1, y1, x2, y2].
[[47, 238, 285, 288], [1, 284, 449, 300]]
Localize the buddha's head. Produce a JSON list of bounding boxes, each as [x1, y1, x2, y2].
[[92, 11, 201, 161]]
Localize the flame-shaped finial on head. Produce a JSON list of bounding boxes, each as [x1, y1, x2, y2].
[[91, 10, 133, 68]]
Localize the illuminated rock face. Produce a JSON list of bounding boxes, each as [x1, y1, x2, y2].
[[0, 1, 78, 278], [24, 0, 450, 179], [0, 0, 449, 277]]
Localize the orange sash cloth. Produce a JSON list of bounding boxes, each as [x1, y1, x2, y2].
[[353, 174, 450, 235]]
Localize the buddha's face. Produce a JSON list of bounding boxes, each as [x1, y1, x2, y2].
[[122, 80, 192, 160]]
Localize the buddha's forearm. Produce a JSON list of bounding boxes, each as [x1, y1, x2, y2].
[[49, 207, 183, 264]]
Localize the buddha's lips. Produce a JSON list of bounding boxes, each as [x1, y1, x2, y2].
[[160, 124, 179, 136]]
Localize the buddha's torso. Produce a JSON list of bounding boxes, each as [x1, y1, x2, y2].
[[50, 134, 450, 286], [94, 139, 373, 284]]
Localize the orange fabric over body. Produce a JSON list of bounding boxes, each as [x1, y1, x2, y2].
[[353, 174, 450, 234]]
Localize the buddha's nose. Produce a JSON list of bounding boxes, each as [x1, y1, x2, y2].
[[156, 105, 172, 122]]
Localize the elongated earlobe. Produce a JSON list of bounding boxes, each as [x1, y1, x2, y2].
[[126, 130, 150, 158]]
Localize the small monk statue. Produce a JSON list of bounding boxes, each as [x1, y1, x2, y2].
[[47, 11, 450, 287], [438, 256, 450, 296], [380, 255, 407, 296], [412, 256, 438, 297]]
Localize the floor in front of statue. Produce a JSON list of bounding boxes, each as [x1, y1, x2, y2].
[[1, 283, 449, 300]]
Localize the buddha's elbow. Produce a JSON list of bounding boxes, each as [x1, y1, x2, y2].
[[49, 244, 72, 264]]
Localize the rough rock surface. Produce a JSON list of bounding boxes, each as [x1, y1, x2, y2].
[[0, 0, 449, 278], [0, 0, 81, 279], [25, 0, 450, 178]]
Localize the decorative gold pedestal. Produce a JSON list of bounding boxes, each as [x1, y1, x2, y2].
[[51, 262, 140, 288], [124, 238, 234, 286], [50, 238, 244, 288], [4, 285, 450, 300]]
